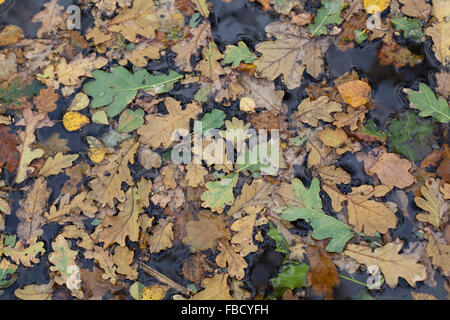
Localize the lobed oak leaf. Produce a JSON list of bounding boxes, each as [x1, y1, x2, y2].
[[93, 246, 117, 285], [33, 87, 59, 113], [295, 96, 342, 127], [148, 218, 174, 253], [215, 239, 247, 280], [306, 245, 339, 298], [345, 240, 427, 288], [182, 253, 215, 283], [31, 0, 65, 38], [112, 246, 138, 280], [0, 125, 19, 172], [0, 236, 45, 267], [39, 153, 78, 177], [414, 178, 449, 228], [425, 232, 450, 276], [191, 273, 233, 300]]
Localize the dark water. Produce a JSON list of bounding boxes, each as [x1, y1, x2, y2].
[[0, 0, 447, 300]]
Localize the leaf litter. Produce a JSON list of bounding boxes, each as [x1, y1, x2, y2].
[[0, 0, 448, 301]]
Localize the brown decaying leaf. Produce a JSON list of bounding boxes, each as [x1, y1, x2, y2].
[[414, 178, 449, 228], [191, 273, 233, 300], [33, 87, 59, 113], [215, 239, 247, 280], [182, 253, 214, 283], [31, 0, 65, 38], [378, 41, 423, 68], [345, 240, 427, 288], [148, 218, 174, 253], [398, 0, 431, 19], [0, 125, 19, 172], [369, 152, 416, 188], [295, 96, 342, 127], [16, 177, 51, 243], [425, 232, 450, 276], [306, 245, 339, 299], [182, 210, 231, 252]]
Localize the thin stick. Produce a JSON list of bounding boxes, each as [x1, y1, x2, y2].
[[138, 262, 190, 296]]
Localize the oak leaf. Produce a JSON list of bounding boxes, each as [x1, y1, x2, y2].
[[148, 218, 174, 253], [230, 212, 258, 257], [414, 178, 449, 228], [107, 0, 158, 42], [33, 87, 59, 113], [295, 96, 342, 127], [16, 177, 51, 242], [239, 75, 286, 113], [191, 273, 233, 300], [31, 0, 65, 38], [172, 21, 211, 71], [182, 253, 214, 283], [56, 53, 108, 86], [0, 236, 45, 267], [216, 239, 247, 280], [425, 233, 450, 276], [138, 97, 201, 149], [322, 182, 397, 235], [87, 139, 139, 207], [369, 152, 415, 188], [196, 42, 224, 83], [39, 153, 78, 177], [182, 210, 231, 252], [345, 241, 427, 288], [93, 246, 117, 285], [14, 281, 54, 300], [185, 162, 208, 187]]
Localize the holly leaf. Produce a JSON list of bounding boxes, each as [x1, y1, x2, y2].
[[84, 66, 182, 117], [223, 41, 257, 67], [309, 0, 346, 37], [407, 83, 450, 123], [281, 178, 354, 252]]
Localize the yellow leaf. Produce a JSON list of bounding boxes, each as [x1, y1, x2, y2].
[[364, 0, 391, 14], [142, 284, 169, 300], [239, 97, 256, 112], [88, 147, 106, 163], [337, 80, 371, 107], [63, 112, 90, 132], [317, 127, 348, 147]]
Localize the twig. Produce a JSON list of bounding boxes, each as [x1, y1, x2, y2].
[[138, 262, 190, 296]]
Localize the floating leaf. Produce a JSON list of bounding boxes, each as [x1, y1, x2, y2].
[[281, 178, 354, 252], [223, 41, 257, 67], [309, 0, 345, 37], [63, 112, 90, 132], [269, 263, 309, 298], [84, 66, 182, 117], [407, 83, 450, 123]]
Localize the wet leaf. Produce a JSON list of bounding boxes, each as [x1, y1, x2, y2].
[[84, 66, 182, 117], [407, 83, 450, 123], [378, 40, 423, 68], [414, 178, 448, 228], [295, 96, 342, 127], [345, 240, 427, 288], [397, 0, 431, 20], [0, 125, 19, 172], [281, 178, 354, 252], [0, 236, 45, 267], [391, 17, 423, 41], [148, 218, 174, 253], [337, 80, 371, 108], [369, 152, 415, 188], [138, 97, 201, 149], [63, 111, 90, 132], [425, 232, 450, 276], [309, 0, 345, 37], [269, 263, 309, 298], [31, 0, 65, 38], [191, 273, 233, 300], [39, 153, 79, 177], [201, 173, 239, 213], [14, 281, 53, 300], [364, 0, 391, 13], [33, 87, 58, 113], [117, 109, 144, 133], [223, 41, 257, 67], [306, 245, 339, 298], [182, 210, 231, 252], [216, 239, 247, 280]]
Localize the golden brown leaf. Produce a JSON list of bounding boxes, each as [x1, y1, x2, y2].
[[369, 152, 415, 188], [216, 239, 247, 280]]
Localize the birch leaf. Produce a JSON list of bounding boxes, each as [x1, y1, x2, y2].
[[345, 241, 427, 288]]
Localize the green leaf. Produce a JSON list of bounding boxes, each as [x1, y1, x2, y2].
[[83, 66, 182, 117], [223, 41, 257, 67], [201, 173, 238, 212], [269, 263, 309, 298], [194, 86, 211, 103], [358, 120, 388, 141], [267, 222, 290, 256], [388, 111, 435, 162], [354, 29, 368, 44], [197, 109, 226, 134], [0, 261, 17, 289], [117, 109, 144, 133], [101, 129, 131, 148], [236, 140, 282, 176], [281, 178, 354, 252], [129, 281, 145, 300], [407, 83, 450, 123], [92, 110, 109, 125], [309, 0, 345, 37], [189, 12, 201, 28], [391, 17, 423, 41]]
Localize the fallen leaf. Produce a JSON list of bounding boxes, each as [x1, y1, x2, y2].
[[39, 153, 79, 177], [425, 232, 450, 276], [148, 218, 174, 253], [31, 0, 65, 38], [345, 240, 427, 288], [33, 87, 59, 113], [369, 152, 415, 188], [306, 245, 339, 298], [191, 273, 233, 300], [0, 125, 19, 172], [63, 111, 90, 132], [414, 178, 448, 228], [295, 96, 342, 127], [216, 239, 247, 280], [337, 80, 371, 108]]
